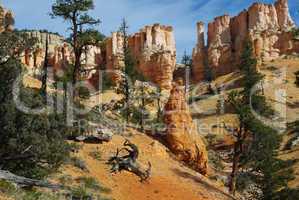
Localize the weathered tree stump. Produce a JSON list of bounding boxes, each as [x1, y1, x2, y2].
[[107, 140, 151, 182]]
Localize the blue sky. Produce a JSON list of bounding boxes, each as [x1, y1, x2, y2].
[[2, 0, 299, 59]]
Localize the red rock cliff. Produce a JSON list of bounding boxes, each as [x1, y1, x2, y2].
[[106, 24, 176, 89], [0, 5, 14, 33], [192, 0, 297, 81]]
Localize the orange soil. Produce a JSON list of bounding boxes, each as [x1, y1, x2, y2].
[[58, 131, 234, 200]]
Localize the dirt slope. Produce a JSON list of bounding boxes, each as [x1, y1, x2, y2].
[[59, 130, 234, 200]]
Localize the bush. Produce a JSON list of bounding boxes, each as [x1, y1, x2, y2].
[[70, 157, 89, 172], [77, 86, 91, 99], [71, 176, 112, 200], [76, 176, 101, 190], [292, 28, 299, 38], [89, 150, 102, 161], [0, 180, 16, 194], [58, 175, 73, 185], [208, 150, 224, 170]]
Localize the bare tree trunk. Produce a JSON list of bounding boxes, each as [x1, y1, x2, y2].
[[229, 125, 246, 196], [41, 33, 49, 98], [140, 83, 145, 131], [0, 170, 63, 189], [229, 141, 241, 195]]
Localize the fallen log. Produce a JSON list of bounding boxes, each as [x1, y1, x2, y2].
[[0, 170, 63, 189]]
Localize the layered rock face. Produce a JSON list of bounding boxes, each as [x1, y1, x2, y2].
[[106, 24, 176, 89], [192, 0, 297, 81], [1, 5, 174, 89], [105, 32, 125, 83], [21, 32, 70, 75], [0, 5, 14, 33], [208, 15, 234, 75], [21, 31, 102, 79], [163, 81, 208, 175]]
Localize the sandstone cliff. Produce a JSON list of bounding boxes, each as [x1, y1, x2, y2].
[[163, 81, 208, 175], [20, 24, 176, 90], [21, 31, 69, 75], [192, 0, 298, 81], [21, 31, 103, 80], [106, 24, 176, 89], [0, 5, 14, 33]]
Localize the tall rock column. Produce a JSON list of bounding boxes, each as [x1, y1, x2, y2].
[[105, 32, 125, 84], [192, 0, 298, 82], [192, 22, 207, 81], [275, 0, 295, 30], [207, 15, 233, 76], [163, 81, 208, 175]]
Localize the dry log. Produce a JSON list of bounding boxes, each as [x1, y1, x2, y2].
[[0, 170, 63, 189]]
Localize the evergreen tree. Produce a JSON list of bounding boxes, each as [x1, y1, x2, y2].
[[244, 118, 296, 200], [181, 51, 192, 93], [51, 0, 103, 85], [40, 33, 49, 98], [204, 65, 214, 82], [181, 50, 192, 67], [117, 18, 145, 125], [0, 31, 71, 179], [227, 40, 295, 198]]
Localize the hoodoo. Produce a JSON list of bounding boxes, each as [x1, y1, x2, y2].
[[192, 0, 298, 81]]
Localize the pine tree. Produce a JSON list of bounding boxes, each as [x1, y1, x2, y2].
[[181, 51, 192, 93], [118, 18, 145, 125], [204, 65, 214, 82], [0, 31, 71, 178], [51, 0, 103, 85], [181, 50, 192, 67], [40, 33, 49, 98], [227, 40, 299, 199]]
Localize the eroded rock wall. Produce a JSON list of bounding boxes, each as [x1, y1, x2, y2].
[[20, 31, 103, 80], [192, 0, 297, 81], [0, 5, 14, 33], [105, 24, 176, 89]]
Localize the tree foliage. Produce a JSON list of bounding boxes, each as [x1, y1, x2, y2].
[[0, 31, 36, 66], [51, 0, 102, 84], [227, 40, 297, 199], [116, 18, 146, 125], [0, 31, 71, 179]]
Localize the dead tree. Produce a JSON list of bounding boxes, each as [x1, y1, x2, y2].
[[0, 170, 63, 189], [107, 140, 151, 182]]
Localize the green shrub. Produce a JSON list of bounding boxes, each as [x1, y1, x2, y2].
[[89, 150, 102, 161], [71, 186, 89, 198], [208, 150, 224, 170], [70, 157, 88, 172], [58, 175, 73, 185], [0, 180, 16, 194], [76, 176, 101, 190], [292, 28, 299, 38], [77, 86, 91, 99]]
